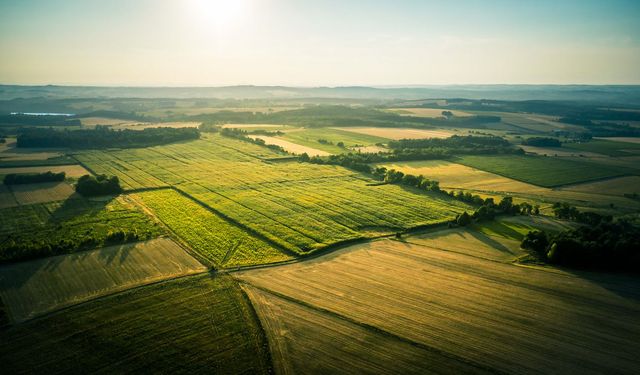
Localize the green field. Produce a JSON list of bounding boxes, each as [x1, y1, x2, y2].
[[0, 196, 162, 262], [563, 139, 640, 156], [76, 134, 472, 254], [0, 274, 272, 374], [455, 154, 633, 187], [134, 189, 293, 267], [280, 127, 390, 153]]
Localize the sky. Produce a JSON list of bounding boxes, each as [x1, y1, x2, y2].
[[1, 0, 639, 86]]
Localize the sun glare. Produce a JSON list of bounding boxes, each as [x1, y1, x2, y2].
[[189, 0, 247, 32]]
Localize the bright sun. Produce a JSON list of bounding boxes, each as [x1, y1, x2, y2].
[[189, 0, 247, 31]]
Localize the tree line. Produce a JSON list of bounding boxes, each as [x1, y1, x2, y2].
[[16, 126, 200, 149], [4, 171, 65, 185], [75, 174, 123, 196], [521, 137, 561, 147]]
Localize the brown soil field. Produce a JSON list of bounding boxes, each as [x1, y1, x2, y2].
[[242, 285, 489, 375], [0, 164, 89, 178], [250, 135, 331, 156], [336, 127, 454, 140], [0, 237, 206, 323], [237, 237, 640, 374], [10, 181, 77, 205], [388, 108, 473, 118], [560, 175, 640, 196]]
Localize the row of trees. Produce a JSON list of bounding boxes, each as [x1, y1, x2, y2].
[[521, 137, 562, 147], [75, 174, 123, 196], [522, 216, 639, 272], [217, 127, 290, 154], [552, 202, 613, 226], [17, 126, 200, 149], [4, 171, 65, 185]]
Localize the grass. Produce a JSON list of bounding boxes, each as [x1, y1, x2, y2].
[[0, 274, 272, 374], [0, 237, 206, 322], [238, 236, 640, 374], [0, 196, 163, 262], [133, 189, 293, 268], [76, 134, 472, 255], [454, 154, 633, 187], [280, 127, 390, 153], [563, 139, 640, 156]]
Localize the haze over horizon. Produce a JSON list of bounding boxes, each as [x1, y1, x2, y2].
[[1, 0, 639, 86]]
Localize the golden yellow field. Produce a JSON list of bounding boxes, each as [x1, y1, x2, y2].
[[0, 237, 206, 322], [336, 127, 454, 140], [560, 175, 640, 196], [242, 285, 487, 375], [237, 236, 640, 374], [0, 164, 89, 178], [250, 135, 331, 156], [388, 107, 473, 117]]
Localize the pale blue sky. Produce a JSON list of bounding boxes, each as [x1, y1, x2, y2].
[[1, 0, 639, 85]]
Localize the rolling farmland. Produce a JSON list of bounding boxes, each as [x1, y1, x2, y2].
[[238, 237, 640, 374], [0, 274, 272, 374], [76, 134, 472, 254], [454, 154, 634, 187], [0, 237, 206, 322]]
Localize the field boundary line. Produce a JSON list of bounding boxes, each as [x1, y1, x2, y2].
[[237, 280, 505, 375]]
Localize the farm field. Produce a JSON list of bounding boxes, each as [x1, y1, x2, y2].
[[0, 164, 89, 178], [520, 145, 603, 157], [597, 137, 640, 144], [133, 189, 293, 268], [0, 237, 206, 322], [454, 154, 634, 187], [279, 127, 389, 153], [388, 107, 472, 117], [221, 123, 295, 130], [237, 237, 640, 374], [76, 134, 472, 254], [560, 175, 640, 196], [0, 185, 17, 208], [0, 274, 272, 374], [0, 196, 162, 262], [10, 181, 76, 206], [335, 127, 454, 140], [243, 285, 489, 375], [562, 139, 640, 156], [251, 135, 331, 156]]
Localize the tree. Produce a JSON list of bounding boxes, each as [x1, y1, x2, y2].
[[456, 211, 471, 226]]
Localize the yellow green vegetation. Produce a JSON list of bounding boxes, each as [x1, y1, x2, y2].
[[76, 134, 472, 255], [0, 274, 272, 374], [0, 196, 162, 262], [279, 127, 389, 153], [238, 236, 640, 374], [0, 237, 206, 322], [133, 189, 293, 267]]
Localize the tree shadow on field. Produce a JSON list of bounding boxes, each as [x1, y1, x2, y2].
[[466, 230, 516, 255], [561, 267, 640, 302]]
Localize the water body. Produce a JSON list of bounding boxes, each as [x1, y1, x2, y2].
[[10, 112, 75, 116]]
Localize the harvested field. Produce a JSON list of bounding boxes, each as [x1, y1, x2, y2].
[[560, 175, 640, 196], [250, 135, 331, 156], [378, 160, 546, 192], [388, 107, 472, 117], [0, 164, 89, 178], [238, 237, 640, 374], [0, 237, 206, 322], [336, 127, 453, 140], [10, 181, 76, 205], [0, 274, 271, 374], [521, 145, 603, 157], [243, 285, 489, 375], [112, 121, 201, 130], [79, 117, 138, 127], [597, 137, 640, 144]]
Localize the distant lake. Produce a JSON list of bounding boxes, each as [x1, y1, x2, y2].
[[10, 112, 75, 116]]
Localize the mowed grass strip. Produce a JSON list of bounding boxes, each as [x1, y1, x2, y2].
[[0, 274, 272, 374], [0, 237, 206, 322], [454, 154, 632, 187], [134, 189, 293, 268], [237, 238, 640, 374]]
